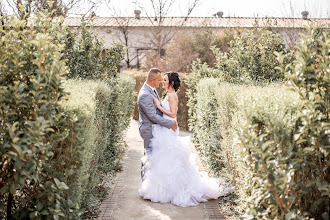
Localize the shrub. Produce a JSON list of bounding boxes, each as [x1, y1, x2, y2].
[[191, 30, 235, 67], [0, 12, 74, 219], [191, 80, 301, 217], [240, 26, 330, 219], [97, 74, 136, 176], [235, 85, 302, 219], [213, 28, 291, 83], [51, 76, 135, 217], [164, 29, 236, 72], [186, 61, 222, 141], [195, 78, 224, 174], [186, 26, 329, 219], [64, 17, 123, 80], [0, 11, 134, 219]]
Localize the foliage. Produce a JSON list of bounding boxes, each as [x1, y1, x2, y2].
[[213, 28, 292, 83], [165, 29, 236, 72], [0, 10, 134, 219], [236, 86, 302, 219], [0, 11, 75, 219], [186, 26, 329, 219], [64, 17, 123, 80], [185, 61, 222, 142], [52, 77, 135, 217], [195, 78, 224, 173], [239, 26, 329, 219], [191, 80, 302, 218], [191, 29, 235, 67], [97, 74, 136, 176]]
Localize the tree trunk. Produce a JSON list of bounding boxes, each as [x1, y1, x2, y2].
[[7, 193, 13, 220]]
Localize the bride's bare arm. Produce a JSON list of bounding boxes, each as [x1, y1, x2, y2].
[[154, 94, 178, 118]]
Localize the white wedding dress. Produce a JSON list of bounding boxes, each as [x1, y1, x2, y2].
[[138, 98, 230, 207]]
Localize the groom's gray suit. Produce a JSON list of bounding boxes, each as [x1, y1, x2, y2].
[[138, 83, 173, 149], [138, 83, 173, 180]]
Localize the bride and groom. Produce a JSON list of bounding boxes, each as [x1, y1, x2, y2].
[[137, 68, 231, 207]]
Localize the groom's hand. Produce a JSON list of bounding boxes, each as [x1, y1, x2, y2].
[[171, 121, 177, 131]]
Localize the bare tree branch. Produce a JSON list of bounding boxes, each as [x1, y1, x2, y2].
[[183, 0, 200, 21], [2, 0, 103, 18], [130, 0, 201, 69]]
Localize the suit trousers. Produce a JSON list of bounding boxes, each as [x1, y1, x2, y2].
[[141, 139, 152, 181]]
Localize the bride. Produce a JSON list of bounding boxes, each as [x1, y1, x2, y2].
[[138, 72, 231, 207]]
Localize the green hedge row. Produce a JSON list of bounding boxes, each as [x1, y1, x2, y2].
[[0, 10, 136, 219], [55, 76, 135, 216], [0, 13, 74, 219], [187, 27, 329, 218]]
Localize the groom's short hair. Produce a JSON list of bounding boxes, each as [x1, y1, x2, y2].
[[147, 68, 161, 81]]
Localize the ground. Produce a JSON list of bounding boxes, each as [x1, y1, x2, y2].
[[97, 119, 225, 220]]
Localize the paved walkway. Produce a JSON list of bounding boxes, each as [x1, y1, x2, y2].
[[97, 120, 225, 220]]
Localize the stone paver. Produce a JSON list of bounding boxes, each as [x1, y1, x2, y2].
[[97, 120, 224, 220]]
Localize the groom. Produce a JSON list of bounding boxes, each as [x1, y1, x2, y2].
[[137, 68, 177, 180]]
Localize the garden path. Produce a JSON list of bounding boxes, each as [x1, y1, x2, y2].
[[97, 119, 225, 220]]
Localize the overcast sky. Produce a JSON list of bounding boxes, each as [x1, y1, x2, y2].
[[2, 0, 330, 18], [95, 0, 330, 18]]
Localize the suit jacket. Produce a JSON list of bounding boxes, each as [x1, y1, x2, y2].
[[137, 83, 173, 147]]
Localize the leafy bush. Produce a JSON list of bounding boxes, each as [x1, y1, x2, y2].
[[240, 26, 330, 219], [0, 12, 74, 219], [64, 17, 123, 80], [236, 86, 302, 219], [191, 30, 235, 67], [191, 79, 302, 217], [97, 74, 136, 176], [213, 28, 292, 83], [186, 61, 222, 141], [194, 78, 224, 174], [53, 77, 135, 217], [0, 11, 134, 219], [187, 26, 329, 219], [165, 29, 236, 72]]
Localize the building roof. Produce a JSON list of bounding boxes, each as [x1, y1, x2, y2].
[[63, 16, 330, 28]]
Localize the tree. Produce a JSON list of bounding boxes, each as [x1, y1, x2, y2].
[[132, 0, 201, 70], [0, 2, 5, 26], [105, 5, 139, 69], [3, 0, 100, 18]]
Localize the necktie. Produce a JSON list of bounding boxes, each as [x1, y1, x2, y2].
[[154, 89, 160, 100]]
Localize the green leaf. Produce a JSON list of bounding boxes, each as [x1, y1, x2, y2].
[[261, 141, 273, 152], [8, 122, 19, 140], [37, 202, 44, 211], [40, 209, 50, 215], [322, 212, 329, 220], [285, 211, 294, 220]]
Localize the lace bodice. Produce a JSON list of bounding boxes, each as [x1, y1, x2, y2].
[[161, 98, 177, 121]]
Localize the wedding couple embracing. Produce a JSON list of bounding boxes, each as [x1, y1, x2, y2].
[[137, 68, 232, 207]]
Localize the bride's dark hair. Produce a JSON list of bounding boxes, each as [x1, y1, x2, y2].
[[163, 71, 181, 98]]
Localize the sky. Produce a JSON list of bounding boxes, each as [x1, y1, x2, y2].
[[2, 0, 330, 18], [95, 0, 330, 18]]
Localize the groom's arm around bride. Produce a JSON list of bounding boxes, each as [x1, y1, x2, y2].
[[138, 68, 177, 181], [137, 68, 177, 151]]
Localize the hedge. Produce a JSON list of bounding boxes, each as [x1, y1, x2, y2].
[[0, 10, 135, 218], [0, 12, 73, 219], [187, 27, 329, 218], [53, 77, 135, 216]]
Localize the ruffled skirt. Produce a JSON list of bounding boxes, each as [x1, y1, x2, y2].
[[138, 124, 223, 207]]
